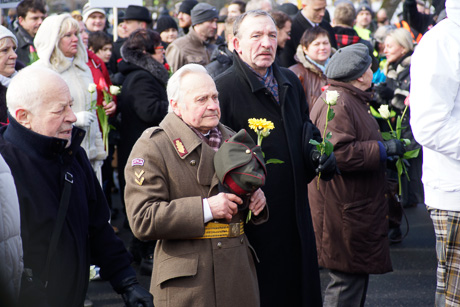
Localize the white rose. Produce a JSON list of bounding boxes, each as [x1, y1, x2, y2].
[[88, 83, 97, 93], [109, 85, 121, 96], [378, 104, 391, 119], [325, 90, 339, 106]]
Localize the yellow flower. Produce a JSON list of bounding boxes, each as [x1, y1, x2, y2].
[[248, 118, 275, 133]]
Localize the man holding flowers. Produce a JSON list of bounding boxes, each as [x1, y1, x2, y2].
[[308, 43, 404, 306], [215, 9, 337, 307]]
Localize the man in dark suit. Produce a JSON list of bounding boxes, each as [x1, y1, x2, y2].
[[279, 0, 337, 67]]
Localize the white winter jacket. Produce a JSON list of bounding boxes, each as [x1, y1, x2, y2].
[[410, 0, 460, 211], [33, 14, 106, 168], [0, 154, 23, 304]]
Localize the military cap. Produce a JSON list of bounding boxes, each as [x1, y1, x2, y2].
[[214, 129, 267, 197]]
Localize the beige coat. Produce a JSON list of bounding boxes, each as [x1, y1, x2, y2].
[[125, 113, 266, 307], [165, 27, 216, 73]]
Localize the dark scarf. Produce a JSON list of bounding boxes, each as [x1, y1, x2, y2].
[[247, 64, 279, 104], [120, 46, 169, 85]]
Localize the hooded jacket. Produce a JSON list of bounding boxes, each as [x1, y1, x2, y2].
[[33, 14, 106, 168], [410, 0, 460, 211]]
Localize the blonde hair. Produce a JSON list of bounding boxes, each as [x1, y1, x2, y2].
[[50, 16, 86, 71], [387, 28, 414, 52], [0, 37, 17, 51]]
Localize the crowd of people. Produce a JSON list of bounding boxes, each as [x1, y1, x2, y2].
[[0, 0, 458, 306]]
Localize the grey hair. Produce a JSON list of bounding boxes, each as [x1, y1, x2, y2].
[[167, 64, 209, 112], [233, 9, 276, 38], [7, 66, 64, 117], [387, 28, 414, 52]]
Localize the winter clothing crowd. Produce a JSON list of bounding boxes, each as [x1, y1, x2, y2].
[[1, 0, 459, 306]]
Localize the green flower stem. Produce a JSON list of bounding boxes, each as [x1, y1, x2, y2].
[[317, 104, 331, 189]]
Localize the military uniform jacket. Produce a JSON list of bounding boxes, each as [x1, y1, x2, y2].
[[124, 112, 266, 307]]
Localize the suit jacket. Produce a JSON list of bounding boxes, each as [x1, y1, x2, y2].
[[124, 112, 267, 307], [280, 11, 337, 68]]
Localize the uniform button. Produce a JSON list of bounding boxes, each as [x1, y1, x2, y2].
[[368, 110, 371, 114], [217, 242, 222, 248], [245, 149, 251, 154], [240, 237, 244, 244], [79, 132, 84, 137], [190, 160, 196, 166], [378, 129, 380, 132], [68, 150, 73, 155], [367, 103, 370, 106]]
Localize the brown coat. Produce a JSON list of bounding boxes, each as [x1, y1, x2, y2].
[[289, 45, 328, 112], [307, 80, 392, 274], [165, 27, 216, 73], [124, 113, 266, 307]]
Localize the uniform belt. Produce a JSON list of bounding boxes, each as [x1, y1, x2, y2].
[[194, 222, 244, 239]]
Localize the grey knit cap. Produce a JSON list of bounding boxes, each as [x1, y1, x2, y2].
[[191, 3, 218, 26], [326, 43, 372, 82]]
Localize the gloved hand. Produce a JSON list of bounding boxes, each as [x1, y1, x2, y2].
[[311, 150, 339, 181], [374, 84, 394, 104], [383, 139, 405, 157], [116, 276, 153, 307], [74, 111, 96, 128]]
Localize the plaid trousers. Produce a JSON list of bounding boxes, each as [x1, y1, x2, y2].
[[428, 207, 460, 307]]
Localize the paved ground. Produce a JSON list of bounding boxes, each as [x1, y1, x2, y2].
[[88, 189, 437, 306]]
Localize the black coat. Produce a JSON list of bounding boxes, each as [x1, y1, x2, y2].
[[215, 52, 322, 307], [117, 48, 168, 198], [0, 117, 135, 307], [280, 11, 337, 68]]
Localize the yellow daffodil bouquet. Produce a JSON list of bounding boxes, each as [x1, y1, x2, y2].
[[378, 104, 420, 195], [309, 90, 339, 189]]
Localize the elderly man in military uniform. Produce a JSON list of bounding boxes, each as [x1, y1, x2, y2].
[[124, 63, 267, 307]]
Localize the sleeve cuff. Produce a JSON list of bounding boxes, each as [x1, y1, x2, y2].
[[203, 198, 213, 223]]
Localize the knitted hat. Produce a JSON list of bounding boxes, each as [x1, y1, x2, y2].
[[191, 3, 218, 26], [155, 15, 178, 34], [326, 43, 371, 82], [179, 0, 198, 15], [0, 25, 17, 47], [82, 3, 106, 23], [356, 2, 374, 17]]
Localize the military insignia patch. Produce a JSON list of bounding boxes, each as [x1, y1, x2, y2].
[[132, 158, 144, 166], [174, 138, 188, 157]]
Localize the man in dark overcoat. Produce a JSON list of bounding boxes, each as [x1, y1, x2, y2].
[[0, 66, 153, 307], [214, 10, 336, 307]]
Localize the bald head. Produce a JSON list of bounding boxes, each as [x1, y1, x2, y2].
[[7, 66, 76, 144]]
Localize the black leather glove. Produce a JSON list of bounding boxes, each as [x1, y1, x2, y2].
[[311, 150, 339, 181], [383, 139, 405, 157], [115, 276, 153, 307], [374, 83, 394, 103]]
